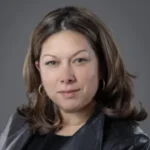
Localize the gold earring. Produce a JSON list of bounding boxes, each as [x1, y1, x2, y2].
[[38, 84, 43, 96]]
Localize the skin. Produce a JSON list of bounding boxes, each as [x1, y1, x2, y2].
[[35, 30, 100, 135]]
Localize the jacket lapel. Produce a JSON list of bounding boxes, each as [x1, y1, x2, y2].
[[61, 112, 105, 150]]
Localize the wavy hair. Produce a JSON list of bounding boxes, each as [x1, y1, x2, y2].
[[17, 6, 147, 135]]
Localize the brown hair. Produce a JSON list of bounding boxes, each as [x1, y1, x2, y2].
[[17, 6, 147, 135]]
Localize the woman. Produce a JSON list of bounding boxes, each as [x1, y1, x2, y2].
[[0, 6, 150, 150]]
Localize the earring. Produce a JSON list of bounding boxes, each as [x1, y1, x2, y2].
[[38, 84, 43, 96]]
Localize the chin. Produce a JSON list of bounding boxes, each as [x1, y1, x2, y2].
[[59, 104, 84, 113], [59, 102, 92, 113]]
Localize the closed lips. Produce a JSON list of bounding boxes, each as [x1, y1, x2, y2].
[[58, 89, 80, 93]]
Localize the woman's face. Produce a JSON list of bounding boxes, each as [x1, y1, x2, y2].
[[35, 30, 100, 113]]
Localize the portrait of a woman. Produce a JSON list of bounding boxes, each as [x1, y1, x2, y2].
[[0, 6, 149, 150]]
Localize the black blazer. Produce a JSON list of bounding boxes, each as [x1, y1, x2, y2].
[[0, 111, 150, 150]]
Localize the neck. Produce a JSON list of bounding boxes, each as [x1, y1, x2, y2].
[[60, 101, 96, 127]]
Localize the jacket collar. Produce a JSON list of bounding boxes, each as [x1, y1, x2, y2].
[[61, 111, 105, 150], [40, 111, 105, 150]]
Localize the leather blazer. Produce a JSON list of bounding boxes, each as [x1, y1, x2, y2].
[[0, 111, 150, 150]]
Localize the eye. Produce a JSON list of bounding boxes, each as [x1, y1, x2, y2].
[[45, 61, 57, 66], [74, 58, 88, 63]]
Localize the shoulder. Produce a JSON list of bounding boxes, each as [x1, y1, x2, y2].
[[1, 111, 27, 136], [0, 111, 29, 149], [103, 116, 150, 150]]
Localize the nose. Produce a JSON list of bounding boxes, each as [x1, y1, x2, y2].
[[60, 65, 76, 84]]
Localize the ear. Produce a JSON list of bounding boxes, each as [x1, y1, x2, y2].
[[35, 61, 40, 72]]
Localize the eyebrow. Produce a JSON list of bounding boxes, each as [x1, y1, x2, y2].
[[42, 49, 88, 59]]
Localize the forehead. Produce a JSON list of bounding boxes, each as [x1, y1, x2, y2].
[[41, 30, 92, 55]]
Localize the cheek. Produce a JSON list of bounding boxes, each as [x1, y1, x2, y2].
[[40, 69, 56, 90], [85, 73, 99, 102], [78, 63, 99, 85], [77, 64, 99, 95], [85, 72, 99, 91], [40, 69, 50, 82]]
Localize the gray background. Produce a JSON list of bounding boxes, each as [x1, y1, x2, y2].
[[0, 0, 149, 135]]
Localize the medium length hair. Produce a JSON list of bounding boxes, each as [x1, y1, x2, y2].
[[18, 6, 147, 135]]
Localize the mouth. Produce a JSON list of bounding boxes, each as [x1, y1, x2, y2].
[[58, 89, 80, 98], [58, 89, 80, 93]]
